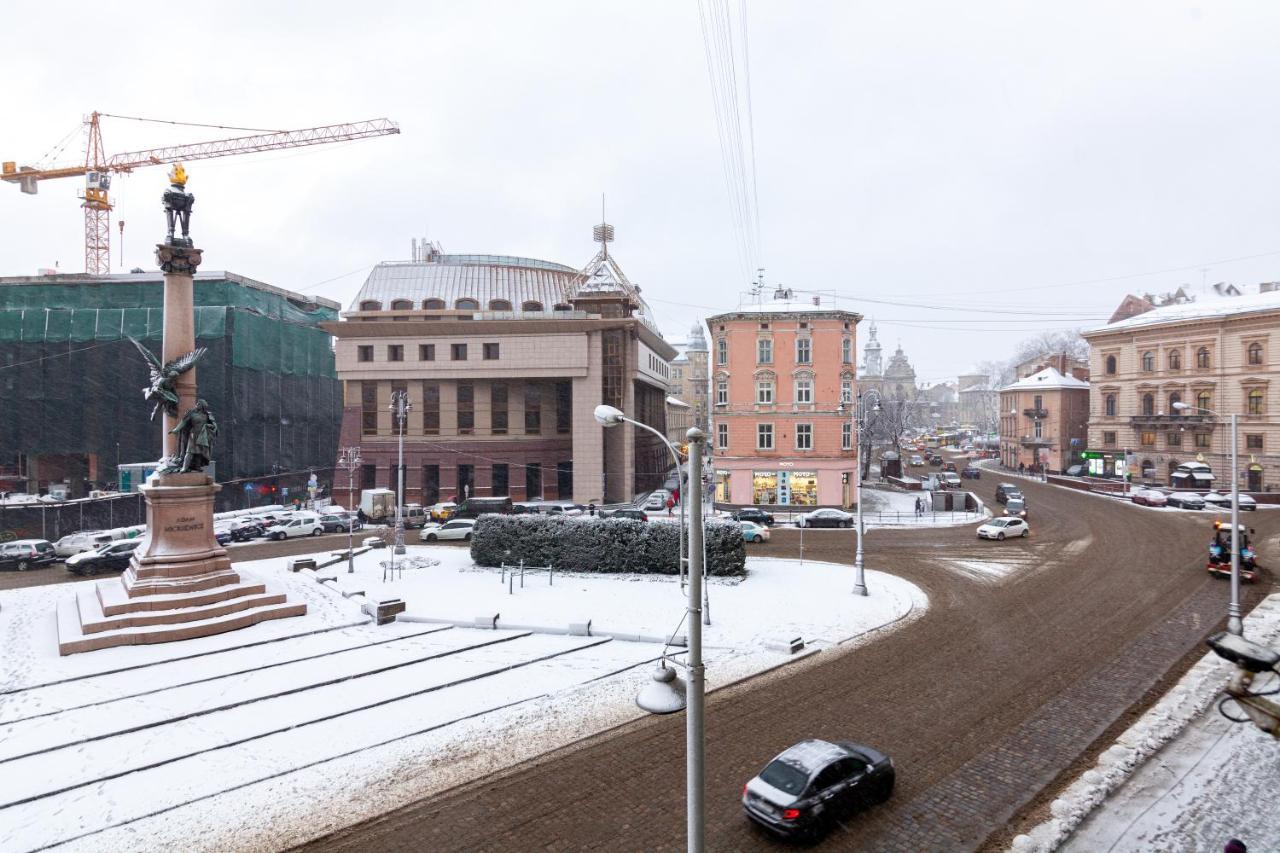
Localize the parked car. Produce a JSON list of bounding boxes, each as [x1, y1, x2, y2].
[[1201, 491, 1257, 511], [227, 519, 265, 541], [1238, 494, 1258, 511], [961, 467, 981, 480], [451, 497, 514, 519], [53, 530, 117, 558], [732, 507, 775, 526], [995, 483, 1022, 504], [215, 528, 233, 546], [420, 519, 477, 542], [739, 520, 771, 543], [977, 517, 1030, 540], [1004, 497, 1028, 519], [1167, 492, 1207, 510], [909, 455, 925, 467], [267, 514, 323, 540], [428, 501, 457, 521], [0, 539, 57, 571], [941, 472, 962, 489], [1065, 464, 1085, 477], [1131, 489, 1168, 508], [318, 513, 355, 533], [742, 739, 894, 840], [609, 508, 649, 522], [796, 508, 854, 528], [66, 539, 143, 575], [643, 490, 671, 511]]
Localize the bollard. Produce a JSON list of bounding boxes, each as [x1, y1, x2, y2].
[[549, 565, 554, 586], [500, 563, 506, 584], [508, 571, 514, 595], [519, 558, 525, 589]]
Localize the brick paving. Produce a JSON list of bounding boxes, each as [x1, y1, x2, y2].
[[285, 469, 1276, 852]]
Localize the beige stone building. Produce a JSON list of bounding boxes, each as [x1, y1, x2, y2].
[[998, 366, 1089, 473], [327, 233, 676, 507], [1082, 287, 1280, 491], [667, 322, 710, 440]]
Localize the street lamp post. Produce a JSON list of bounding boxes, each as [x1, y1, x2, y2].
[[1174, 401, 1243, 636], [847, 390, 880, 597], [389, 390, 412, 566], [337, 446, 362, 574]]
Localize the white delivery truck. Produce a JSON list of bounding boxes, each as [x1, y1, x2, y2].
[[360, 488, 396, 524]]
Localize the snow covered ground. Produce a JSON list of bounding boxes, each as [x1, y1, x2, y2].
[[1011, 593, 1280, 852], [0, 547, 925, 852]]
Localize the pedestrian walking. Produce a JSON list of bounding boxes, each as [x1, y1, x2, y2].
[[666, 497, 674, 516]]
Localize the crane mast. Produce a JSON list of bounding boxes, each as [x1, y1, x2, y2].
[[2, 112, 400, 274]]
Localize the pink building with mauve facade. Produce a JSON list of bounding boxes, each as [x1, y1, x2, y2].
[[707, 292, 861, 508]]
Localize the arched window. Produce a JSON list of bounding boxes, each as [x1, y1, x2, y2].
[[1104, 394, 1117, 416], [455, 298, 479, 310], [1168, 350, 1181, 370], [358, 300, 382, 311], [390, 299, 413, 311], [1141, 393, 1155, 416], [521, 300, 543, 312], [1105, 355, 1117, 375], [1196, 391, 1212, 412], [841, 337, 852, 364], [1141, 459, 1155, 479], [553, 303, 573, 312], [1141, 351, 1154, 372], [1248, 388, 1265, 415], [488, 299, 512, 311], [1248, 342, 1264, 365], [1169, 391, 1182, 412], [422, 298, 446, 310], [1196, 347, 1210, 369]]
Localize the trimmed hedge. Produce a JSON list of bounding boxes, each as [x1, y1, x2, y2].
[[469, 514, 746, 577]]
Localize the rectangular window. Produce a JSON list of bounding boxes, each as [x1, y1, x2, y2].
[[422, 383, 440, 434], [387, 345, 404, 362], [1166, 431, 1182, 447], [757, 338, 773, 364], [716, 382, 728, 405], [796, 338, 812, 364], [842, 338, 852, 364], [361, 382, 378, 436], [457, 383, 474, 434], [457, 464, 474, 499], [717, 338, 727, 365], [421, 465, 439, 506], [491, 464, 509, 497], [795, 379, 812, 404], [1102, 431, 1117, 447], [483, 342, 500, 360], [357, 345, 373, 363], [418, 344, 435, 361], [525, 384, 542, 434], [841, 380, 852, 404], [525, 462, 542, 499], [451, 343, 468, 361], [1034, 420, 1043, 438], [757, 423, 774, 450], [556, 381, 572, 433], [842, 421, 852, 450], [1194, 432, 1212, 449], [556, 461, 573, 499], [491, 383, 508, 434], [796, 423, 813, 450], [1140, 431, 1156, 447], [756, 381, 773, 404], [1247, 434, 1264, 450], [717, 423, 728, 450]]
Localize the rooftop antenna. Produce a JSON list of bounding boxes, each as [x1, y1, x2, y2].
[[592, 192, 614, 259]]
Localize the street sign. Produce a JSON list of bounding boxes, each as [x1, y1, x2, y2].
[[1081, 451, 1104, 459], [243, 483, 254, 492]]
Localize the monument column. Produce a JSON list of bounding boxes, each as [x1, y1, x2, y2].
[[156, 243, 203, 459]]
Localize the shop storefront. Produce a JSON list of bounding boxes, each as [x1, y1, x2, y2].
[[751, 470, 818, 506]]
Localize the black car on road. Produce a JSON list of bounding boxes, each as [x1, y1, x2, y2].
[[65, 539, 142, 576], [743, 738, 894, 840], [0, 539, 57, 571], [608, 508, 649, 522], [732, 507, 775, 526], [995, 483, 1023, 504]]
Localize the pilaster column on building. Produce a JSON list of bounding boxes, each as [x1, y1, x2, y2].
[[572, 332, 605, 503]]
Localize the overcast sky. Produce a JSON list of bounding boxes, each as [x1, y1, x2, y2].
[[4, 1, 1280, 384]]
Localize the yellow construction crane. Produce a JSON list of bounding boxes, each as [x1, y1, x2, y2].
[[2, 111, 400, 274]]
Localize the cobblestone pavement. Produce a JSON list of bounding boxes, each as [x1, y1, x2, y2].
[[297, 460, 1279, 853]]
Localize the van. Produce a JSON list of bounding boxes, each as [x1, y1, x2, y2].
[[401, 505, 427, 529], [451, 497, 514, 519]]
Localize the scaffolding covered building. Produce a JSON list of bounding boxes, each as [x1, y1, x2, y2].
[[0, 272, 341, 503]]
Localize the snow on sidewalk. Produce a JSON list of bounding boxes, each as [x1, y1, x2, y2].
[[1011, 593, 1280, 852], [0, 550, 925, 853]]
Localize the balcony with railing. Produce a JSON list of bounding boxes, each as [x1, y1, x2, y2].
[[1023, 407, 1049, 419], [1020, 435, 1054, 447], [1128, 413, 1216, 430]]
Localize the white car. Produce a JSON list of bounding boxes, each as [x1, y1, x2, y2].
[[420, 519, 476, 542], [1203, 491, 1258, 511], [643, 490, 671, 511], [941, 472, 962, 488], [977, 517, 1029, 540], [267, 514, 323, 540], [54, 530, 117, 557], [795, 508, 854, 528]]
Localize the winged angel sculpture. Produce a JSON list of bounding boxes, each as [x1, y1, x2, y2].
[[128, 337, 208, 421]]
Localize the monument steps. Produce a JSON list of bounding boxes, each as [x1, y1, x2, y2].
[[76, 586, 290, 634], [97, 576, 267, 616]]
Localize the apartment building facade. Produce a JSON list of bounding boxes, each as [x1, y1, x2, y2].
[[1083, 288, 1280, 491], [707, 293, 860, 507], [998, 366, 1089, 473], [328, 241, 675, 507]]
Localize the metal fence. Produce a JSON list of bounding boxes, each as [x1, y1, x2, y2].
[[499, 559, 555, 594]]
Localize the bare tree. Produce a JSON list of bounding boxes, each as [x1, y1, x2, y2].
[[1012, 329, 1088, 366]]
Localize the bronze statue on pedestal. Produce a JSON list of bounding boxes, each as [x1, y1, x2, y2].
[[169, 399, 218, 473]]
